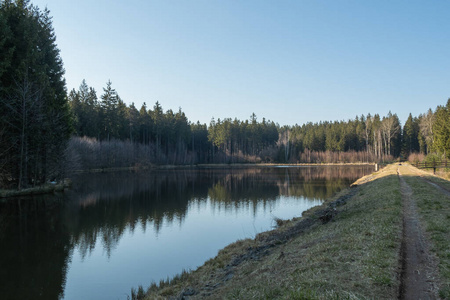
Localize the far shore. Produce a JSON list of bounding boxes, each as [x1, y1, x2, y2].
[[0, 162, 378, 198], [75, 161, 378, 172], [0, 181, 70, 199]]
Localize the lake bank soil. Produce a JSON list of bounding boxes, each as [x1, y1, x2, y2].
[[139, 163, 450, 299]]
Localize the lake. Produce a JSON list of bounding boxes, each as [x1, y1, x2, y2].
[[0, 165, 374, 300]]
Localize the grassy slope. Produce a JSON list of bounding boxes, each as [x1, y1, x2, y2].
[[141, 164, 448, 299]]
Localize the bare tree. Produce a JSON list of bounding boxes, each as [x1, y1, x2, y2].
[[277, 128, 290, 162], [419, 109, 434, 154], [364, 115, 372, 156], [381, 112, 400, 157]]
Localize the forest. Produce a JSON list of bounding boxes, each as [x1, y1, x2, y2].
[[66, 78, 448, 170], [1, 0, 450, 190], [67, 80, 280, 167]]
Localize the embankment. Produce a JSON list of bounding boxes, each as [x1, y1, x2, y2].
[[6, 163, 446, 298], [136, 163, 449, 299]]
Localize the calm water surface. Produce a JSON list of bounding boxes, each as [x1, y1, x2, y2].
[[0, 166, 374, 300]]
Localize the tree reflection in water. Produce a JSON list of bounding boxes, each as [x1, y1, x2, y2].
[[0, 165, 373, 300]]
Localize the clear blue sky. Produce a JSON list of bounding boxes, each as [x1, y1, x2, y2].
[[33, 0, 450, 126]]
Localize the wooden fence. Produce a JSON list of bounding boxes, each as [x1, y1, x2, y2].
[[413, 160, 449, 171]]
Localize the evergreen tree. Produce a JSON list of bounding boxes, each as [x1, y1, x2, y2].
[[68, 80, 100, 138], [0, 1, 71, 189], [100, 80, 119, 140], [138, 103, 152, 144], [190, 121, 209, 163], [432, 99, 450, 158], [127, 102, 140, 142], [402, 113, 420, 158], [151, 101, 164, 159]]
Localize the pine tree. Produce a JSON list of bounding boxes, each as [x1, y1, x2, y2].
[[100, 80, 119, 140], [432, 99, 450, 158], [151, 101, 164, 157], [402, 113, 420, 159], [0, 1, 71, 189], [128, 103, 140, 143]]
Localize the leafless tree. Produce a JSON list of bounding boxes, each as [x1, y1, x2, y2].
[[381, 112, 400, 157], [419, 108, 435, 154], [364, 115, 372, 156], [277, 129, 290, 162]]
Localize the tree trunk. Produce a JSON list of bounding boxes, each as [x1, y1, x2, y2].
[[18, 96, 26, 190]]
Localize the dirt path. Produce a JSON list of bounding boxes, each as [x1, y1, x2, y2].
[[419, 176, 450, 198], [403, 164, 450, 196], [397, 167, 439, 299]]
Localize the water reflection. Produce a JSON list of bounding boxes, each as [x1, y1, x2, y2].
[[0, 165, 373, 300], [0, 196, 71, 300]]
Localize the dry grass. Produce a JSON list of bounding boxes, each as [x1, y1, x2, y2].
[[406, 163, 450, 183], [430, 169, 450, 183], [139, 164, 426, 299]]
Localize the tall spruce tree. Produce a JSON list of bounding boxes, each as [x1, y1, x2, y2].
[[432, 99, 450, 158], [402, 113, 420, 158], [0, 1, 71, 189], [100, 80, 119, 140]]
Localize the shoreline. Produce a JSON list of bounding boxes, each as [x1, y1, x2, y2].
[[0, 181, 70, 198], [137, 163, 450, 299], [0, 163, 375, 199], [75, 161, 377, 173]]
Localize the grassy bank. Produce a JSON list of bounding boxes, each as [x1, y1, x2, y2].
[[137, 164, 408, 299], [135, 163, 450, 299], [0, 181, 70, 198]]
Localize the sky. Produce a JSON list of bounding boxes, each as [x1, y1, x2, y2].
[[32, 0, 450, 126]]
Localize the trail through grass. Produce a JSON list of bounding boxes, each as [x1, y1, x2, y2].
[[399, 164, 450, 298]]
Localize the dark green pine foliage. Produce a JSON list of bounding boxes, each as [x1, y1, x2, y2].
[[207, 114, 279, 162], [190, 121, 209, 163], [152, 101, 164, 159], [68, 80, 99, 138], [100, 80, 120, 140], [432, 99, 450, 159], [0, 1, 71, 189], [402, 113, 420, 159], [68, 83, 206, 164], [138, 102, 152, 145], [127, 102, 140, 143]]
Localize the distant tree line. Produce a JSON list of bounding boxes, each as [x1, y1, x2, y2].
[[68, 80, 208, 166], [67, 80, 282, 168], [278, 112, 401, 163], [67, 77, 450, 170], [207, 114, 279, 163]]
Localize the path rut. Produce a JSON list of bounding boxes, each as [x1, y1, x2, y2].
[[398, 167, 439, 299]]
